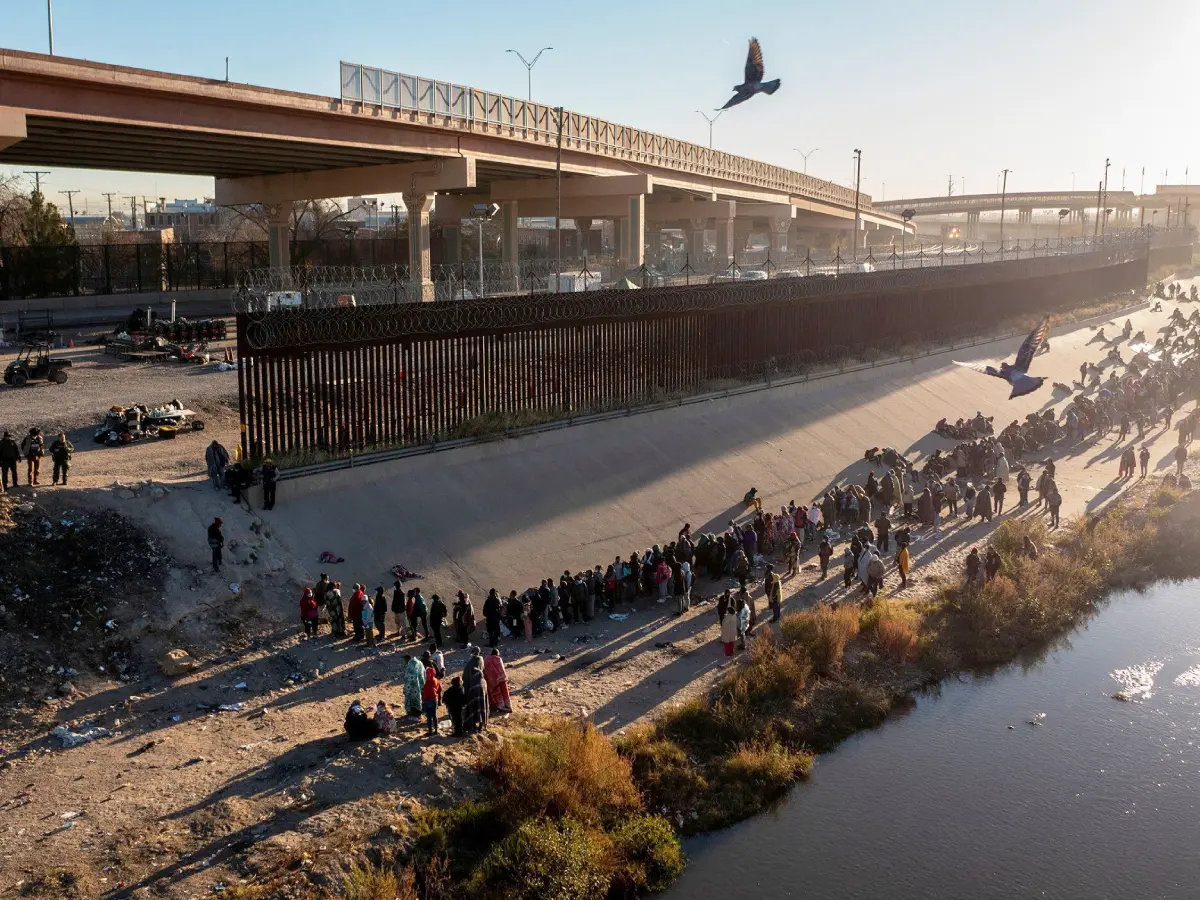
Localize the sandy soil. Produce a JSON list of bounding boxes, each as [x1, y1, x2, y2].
[[0, 278, 1196, 898]]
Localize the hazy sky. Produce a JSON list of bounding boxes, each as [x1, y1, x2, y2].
[[2, 0, 1197, 210]]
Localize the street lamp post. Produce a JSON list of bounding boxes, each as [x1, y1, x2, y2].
[[47, 0, 54, 55], [505, 47, 553, 102], [470, 203, 500, 298], [793, 147, 818, 174], [998, 168, 1011, 253], [1100, 158, 1111, 235], [901, 209, 915, 268], [852, 149, 863, 261], [696, 110, 724, 149]]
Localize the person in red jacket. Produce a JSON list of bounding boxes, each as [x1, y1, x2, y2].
[[347, 584, 366, 642], [300, 587, 319, 637], [422, 661, 442, 737]]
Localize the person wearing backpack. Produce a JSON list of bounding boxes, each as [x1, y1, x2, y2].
[[20, 427, 44, 486]]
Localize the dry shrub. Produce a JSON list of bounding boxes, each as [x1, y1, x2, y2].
[[477, 720, 641, 829], [616, 727, 709, 819], [780, 605, 860, 674], [718, 630, 811, 707], [465, 817, 614, 900], [610, 815, 686, 895], [872, 612, 919, 663], [989, 516, 1048, 557], [343, 863, 418, 900]]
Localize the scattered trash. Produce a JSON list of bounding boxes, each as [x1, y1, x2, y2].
[[128, 740, 162, 757], [158, 648, 199, 677], [50, 724, 112, 748], [570, 635, 593, 645], [247, 707, 268, 720], [233, 682, 248, 690], [217, 703, 243, 713], [1007, 725, 1015, 730], [653, 641, 676, 650], [390, 564, 423, 582], [60, 811, 80, 821], [170, 715, 182, 722], [608, 613, 629, 621], [229, 583, 240, 594], [1026, 712, 1046, 726], [318, 551, 345, 564], [104, 619, 116, 630], [554, 654, 566, 661]]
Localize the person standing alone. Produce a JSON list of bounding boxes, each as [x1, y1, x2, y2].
[[49, 432, 73, 485], [0, 431, 18, 491], [207, 517, 224, 573], [259, 458, 279, 509]]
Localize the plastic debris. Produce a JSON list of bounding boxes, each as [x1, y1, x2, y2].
[[217, 703, 243, 712], [60, 811, 80, 820], [608, 613, 629, 621], [233, 682, 248, 690], [229, 583, 240, 594], [50, 724, 112, 748]]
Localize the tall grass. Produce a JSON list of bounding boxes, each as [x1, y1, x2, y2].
[[780, 605, 861, 674], [476, 720, 641, 829]]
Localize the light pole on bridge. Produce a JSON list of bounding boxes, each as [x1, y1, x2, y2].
[[793, 147, 818, 174], [505, 47, 553, 102], [696, 110, 724, 149]]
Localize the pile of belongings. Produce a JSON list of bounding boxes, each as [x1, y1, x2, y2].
[[93, 399, 195, 446]]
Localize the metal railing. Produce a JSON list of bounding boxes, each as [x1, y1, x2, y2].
[[338, 61, 867, 210]]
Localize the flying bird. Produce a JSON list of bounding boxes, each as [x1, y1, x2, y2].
[[954, 316, 1051, 399], [719, 38, 781, 110]]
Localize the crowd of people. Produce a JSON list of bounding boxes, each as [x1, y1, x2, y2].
[[210, 283, 1197, 746]]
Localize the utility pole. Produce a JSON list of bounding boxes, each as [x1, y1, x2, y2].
[[101, 192, 117, 219], [124, 196, 138, 229], [1121, 167, 1125, 191], [23, 170, 50, 195], [555, 105, 563, 293], [47, 0, 54, 55], [1141, 167, 1145, 195], [1094, 180, 1102, 239], [852, 149, 862, 260], [59, 189, 78, 225], [998, 168, 1011, 250], [1100, 158, 1110, 235], [948, 174, 955, 197]]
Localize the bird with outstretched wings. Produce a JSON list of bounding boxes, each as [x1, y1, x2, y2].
[[953, 316, 1051, 399], [720, 38, 782, 110]]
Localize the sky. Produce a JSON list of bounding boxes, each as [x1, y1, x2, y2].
[[2, 0, 1198, 212]]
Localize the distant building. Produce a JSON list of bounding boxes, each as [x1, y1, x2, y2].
[[143, 199, 224, 235]]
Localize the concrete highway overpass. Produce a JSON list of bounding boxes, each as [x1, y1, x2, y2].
[[878, 188, 1200, 237], [0, 50, 907, 297]]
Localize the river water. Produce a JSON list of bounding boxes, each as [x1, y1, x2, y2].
[[669, 581, 1200, 900]]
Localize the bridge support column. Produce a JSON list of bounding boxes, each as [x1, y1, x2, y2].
[[769, 217, 791, 260], [501, 201, 519, 269], [404, 191, 435, 302], [626, 194, 646, 267], [685, 217, 707, 266], [612, 218, 625, 265], [575, 217, 593, 261], [733, 220, 752, 264], [966, 210, 980, 240], [266, 204, 291, 271], [715, 218, 734, 268]]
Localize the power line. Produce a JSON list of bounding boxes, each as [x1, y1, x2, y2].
[[101, 192, 117, 219], [124, 195, 139, 230]]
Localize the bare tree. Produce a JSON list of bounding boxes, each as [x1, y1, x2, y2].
[[0, 172, 31, 245], [217, 199, 352, 243]]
